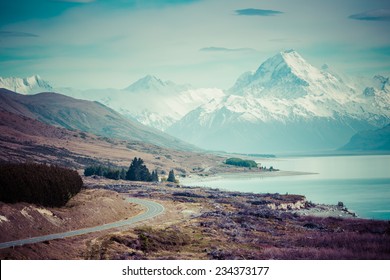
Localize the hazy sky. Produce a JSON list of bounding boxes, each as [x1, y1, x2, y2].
[[0, 0, 389, 89]]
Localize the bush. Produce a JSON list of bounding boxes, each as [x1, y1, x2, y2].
[[225, 158, 258, 168], [0, 163, 83, 207], [134, 227, 190, 253]]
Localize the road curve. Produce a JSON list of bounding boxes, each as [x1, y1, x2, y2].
[[0, 197, 165, 250]]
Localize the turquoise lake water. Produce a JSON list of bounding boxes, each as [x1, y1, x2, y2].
[[185, 155, 390, 220]]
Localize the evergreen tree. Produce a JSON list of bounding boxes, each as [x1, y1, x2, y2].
[[120, 168, 127, 180], [151, 170, 159, 182], [126, 157, 140, 181], [167, 169, 176, 182], [126, 157, 152, 181], [140, 166, 152, 182]]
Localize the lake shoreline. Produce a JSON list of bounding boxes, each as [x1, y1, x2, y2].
[[183, 155, 390, 220], [181, 171, 358, 219], [182, 170, 316, 185]]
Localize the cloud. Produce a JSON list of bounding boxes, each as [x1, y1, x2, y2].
[[268, 38, 301, 43], [235, 8, 283, 16], [349, 9, 390, 21], [199, 47, 256, 52], [0, 31, 39, 38], [53, 0, 96, 3]]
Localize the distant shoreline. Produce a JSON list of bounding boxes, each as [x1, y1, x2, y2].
[[181, 170, 316, 185]]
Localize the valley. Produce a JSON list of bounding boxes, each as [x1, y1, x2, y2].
[[1, 50, 389, 260], [2, 50, 389, 154]]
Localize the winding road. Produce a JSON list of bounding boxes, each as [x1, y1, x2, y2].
[[0, 197, 165, 250]]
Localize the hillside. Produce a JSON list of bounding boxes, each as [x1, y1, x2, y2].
[[0, 108, 224, 176], [340, 124, 390, 151], [0, 88, 196, 151]]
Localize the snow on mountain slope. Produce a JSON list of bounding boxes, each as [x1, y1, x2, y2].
[[0, 75, 53, 94], [167, 50, 390, 153], [0, 74, 225, 131], [58, 75, 225, 131], [230, 50, 359, 103], [119, 75, 224, 129]]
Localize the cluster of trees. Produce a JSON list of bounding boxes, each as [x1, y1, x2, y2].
[[84, 157, 176, 183], [0, 163, 83, 207], [84, 165, 127, 180], [126, 157, 158, 182], [225, 158, 258, 168]]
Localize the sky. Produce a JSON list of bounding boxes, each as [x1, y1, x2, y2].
[[0, 0, 389, 89]]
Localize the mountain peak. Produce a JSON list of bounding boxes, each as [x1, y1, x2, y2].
[[252, 49, 315, 82], [230, 50, 316, 96], [124, 75, 168, 91], [274, 49, 314, 74], [279, 49, 300, 59], [26, 74, 41, 83], [140, 74, 163, 84], [0, 75, 52, 94], [373, 75, 389, 91], [229, 49, 354, 100], [124, 75, 192, 93]]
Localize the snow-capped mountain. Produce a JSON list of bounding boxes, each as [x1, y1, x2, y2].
[[117, 75, 225, 130], [0, 74, 224, 131], [124, 74, 190, 93], [167, 50, 390, 153], [54, 75, 225, 131], [0, 75, 53, 94]]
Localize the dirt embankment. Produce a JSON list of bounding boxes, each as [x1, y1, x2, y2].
[[0, 188, 142, 243]]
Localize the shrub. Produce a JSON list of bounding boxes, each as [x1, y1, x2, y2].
[[133, 227, 190, 253], [225, 158, 258, 168], [0, 163, 83, 207]]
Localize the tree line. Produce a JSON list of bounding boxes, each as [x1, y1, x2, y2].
[[0, 163, 83, 207], [225, 158, 258, 168], [84, 157, 176, 183]]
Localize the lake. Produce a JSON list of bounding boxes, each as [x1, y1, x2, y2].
[[184, 155, 390, 220]]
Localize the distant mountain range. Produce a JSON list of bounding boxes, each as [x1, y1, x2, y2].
[[0, 75, 53, 94], [55, 75, 223, 131], [0, 88, 196, 151], [340, 124, 390, 151], [1, 50, 389, 154], [0, 74, 224, 131], [167, 50, 390, 153]]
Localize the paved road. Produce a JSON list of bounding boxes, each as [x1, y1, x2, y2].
[[0, 197, 165, 250]]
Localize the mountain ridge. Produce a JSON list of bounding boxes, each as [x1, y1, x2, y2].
[[0, 88, 197, 151], [340, 123, 390, 151], [3, 74, 224, 131], [0, 75, 53, 94], [1, 50, 390, 153]]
